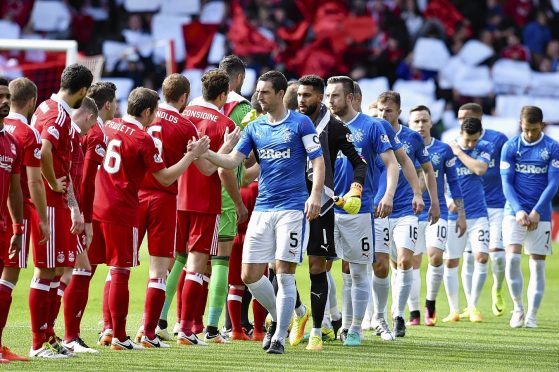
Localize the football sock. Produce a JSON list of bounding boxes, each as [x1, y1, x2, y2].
[[461, 251, 474, 306], [241, 289, 253, 328], [365, 265, 374, 322], [426, 264, 443, 301], [372, 273, 390, 320], [29, 277, 51, 350], [102, 271, 112, 330], [273, 273, 296, 344], [144, 278, 166, 339], [396, 268, 413, 318], [505, 253, 524, 312], [490, 250, 506, 291], [269, 268, 278, 295], [246, 276, 277, 321], [444, 266, 460, 313], [179, 271, 204, 336], [176, 269, 186, 323], [527, 259, 545, 319], [0, 279, 14, 345], [207, 257, 229, 329], [160, 253, 186, 323], [253, 299, 267, 333], [390, 268, 397, 315], [109, 268, 131, 341], [341, 272, 353, 329], [46, 276, 63, 340], [310, 272, 328, 328], [407, 268, 421, 312], [193, 275, 209, 334], [349, 263, 369, 334], [294, 284, 303, 313], [227, 287, 244, 332], [469, 261, 488, 308], [63, 269, 93, 341], [327, 271, 341, 321]]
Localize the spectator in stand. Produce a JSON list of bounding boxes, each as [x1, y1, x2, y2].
[[522, 10, 552, 62], [546, 40, 559, 71], [501, 31, 530, 61]]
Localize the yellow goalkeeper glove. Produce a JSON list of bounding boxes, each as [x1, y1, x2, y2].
[[334, 183, 363, 214]]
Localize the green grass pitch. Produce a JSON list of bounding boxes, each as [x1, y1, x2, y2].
[[2, 243, 558, 371]]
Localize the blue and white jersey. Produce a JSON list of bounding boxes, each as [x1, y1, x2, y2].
[[448, 139, 493, 221], [479, 129, 508, 208], [500, 134, 559, 221], [418, 139, 462, 221], [333, 113, 393, 214], [375, 125, 431, 219], [236, 110, 322, 211]]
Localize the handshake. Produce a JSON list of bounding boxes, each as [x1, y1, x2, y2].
[[334, 182, 362, 215]]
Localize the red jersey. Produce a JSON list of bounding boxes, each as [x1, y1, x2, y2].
[[80, 117, 107, 223], [3, 113, 41, 201], [0, 126, 22, 231], [140, 103, 198, 195], [93, 116, 165, 227], [177, 102, 236, 214], [31, 94, 74, 208]]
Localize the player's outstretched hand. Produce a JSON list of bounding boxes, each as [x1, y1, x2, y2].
[[187, 136, 210, 158], [456, 214, 467, 238], [8, 234, 22, 260], [50, 176, 67, 193], [70, 208, 85, 235], [447, 200, 457, 213], [305, 192, 321, 221], [375, 194, 393, 218], [449, 141, 461, 156], [528, 210, 540, 232], [428, 202, 440, 225], [224, 126, 241, 150], [412, 194, 425, 215], [84, 222, 93, 249], [515, 210, 530, 227], [38, 219, 50, 244]]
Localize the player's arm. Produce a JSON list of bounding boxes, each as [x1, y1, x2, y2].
[[219, 167, 248, 224], [242, 162, 260, 186], [500, 142, 531, 227], [27, 166, 49, 243], [376, 149, 399, 218], [306, 155, 325, 221], [7, 173, 23, 258], [194, 126, 242, 175], [81, 158, 99, 247], [40, 139, 66, 192], [445, 157, 466, 237], [450, 142, 488, 176], [337, 124, 366, 186], [529, 151, 559, 230], [420, 161, 440, 224], [394, 147, 424, 214], [67, 177, 84, 235]]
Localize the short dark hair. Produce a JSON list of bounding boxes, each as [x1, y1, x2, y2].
[[60, 64, 93, 94], [459, 102, 483, 117], [326, 76, 354, 95], [202, 69, 229, 101], [79, 96, 98, 117], [258, 71, 288, 93], [218, 55, 246, 79], [378, 91, 401, 108], [250, 91, 262, 114], [410, 105, 431, 116], [162, 73, 190, 103], [284, 81, 300, 110], [127, 87, 159, 117], [0, 77, 8, 86], [461, 117, 483, 135], [88, 81, 116, 110], [353, 82, 362, 98], [8, 77, 37, 105], [520, 106, 543, 124], [298, 75, 324, 94]]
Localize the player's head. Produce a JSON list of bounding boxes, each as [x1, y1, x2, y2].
[[127, 87, 159, 126], [325, 76, 354, 118], [0, 77, 9, 119], [219, 55, 246, 93], [202, 69, 229, 109], [8, 77, 37, 118], [256, 70, 288, 114], [519, 105, 544, 143], [377, 91, 401, 125], [352, 82, 362, 112], [88, 81, 117, 121], [250, 91, 263, 114], [408, 105, 432, 140], [368, 101, 378, 117], [162, 73, 190, 112], [59, 64, 94, 108], [71, 96, 98, 135], [283, 81, 300, 111], [297, 75, 324, 117], [458, 102, 483, 124], [459, 117, 483, 150]]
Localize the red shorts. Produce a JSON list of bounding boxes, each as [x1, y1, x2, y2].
[[175, 211, 219, 256], [33, 206, 75, 268], [3, 202, 37, 269], [90, 220, 139, 267], [138, 192, 177, 258], [228, 231, 245, 286]]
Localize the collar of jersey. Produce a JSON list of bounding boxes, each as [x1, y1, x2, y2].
[[396, 124, 403, 135], [71, 121, 81, 134], [192, 100, 220, 113], [425, 138, 435, 150], [122, 115, 144, 129], [6, 112, 28, 124], [97, 116, 104, 126], [159, 102, 180, 114], [345, 112, 360, 126], [50, 93, 72, 115], [521, 133, 544, 147], [264, 110, 290, 126]]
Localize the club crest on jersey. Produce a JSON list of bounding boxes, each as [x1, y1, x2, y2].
[[57, 251, 65, 263], [34, 148, 41, 159], [431, 153, 441, 166], [68, 251, 75, 262], [352, 129, 364, 143], [95, 144, 106, 157], [540, 148, 550, 161], [47, 126, 59, 140], [281, 129, 293, 143], [403, 142, 411, 154], [380, 134, 389, 143], [154, 153, 163, 163], [10, 143, 16, 155], [445, 157, 456, 167]]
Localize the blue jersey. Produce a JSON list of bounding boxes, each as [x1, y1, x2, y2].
[[235, 110, 322, 211], [375, 125, 430, 219], [333, 113, 392, 214], [479, 129, 508, 208], [418, 139, 462, 221], [448, 139, 493, 220], [500, 134, 559, 221]]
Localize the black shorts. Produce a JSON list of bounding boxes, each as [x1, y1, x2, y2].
[[307, 208, 336, 259]]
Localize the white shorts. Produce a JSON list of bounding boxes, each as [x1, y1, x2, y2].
[[334, 213, 374, 264], [242, 210, 309, 264], [488, 208, 504, 249], [502, 215, 552, 256], [389, 215, 419, 261], [444, 217, 489, 260], [374, 216, 391, 255], [414, 219, 448, 256]]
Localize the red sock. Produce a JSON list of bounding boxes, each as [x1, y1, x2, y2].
[[0, 279, 15, 345], [227, 287, 244, 333], [253, 299, 267, 333], [63, 269, 93, 342], [29, 278, 51, 350], [179, 272, 203, 336], [46, 276, 64, 341], [192, 275, 209, 334], [109, 268, 130, 341], [78, 265, 97, 323], [176, 269, 186, 323], [102, 271, 112, 331], [144, 278, 166, 339]]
